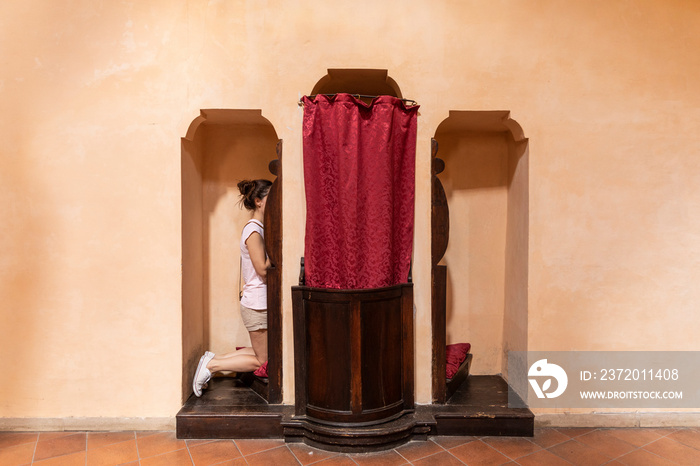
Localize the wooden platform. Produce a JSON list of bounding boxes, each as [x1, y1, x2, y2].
[[176, 377, 291, 439], [176, 375, 533, 446], [430, 374, 534, 437]]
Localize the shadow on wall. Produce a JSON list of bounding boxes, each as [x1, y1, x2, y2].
[[0, 137, 50, 413]]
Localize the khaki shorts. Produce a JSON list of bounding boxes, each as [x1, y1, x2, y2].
[[240, 304, 267, 332]]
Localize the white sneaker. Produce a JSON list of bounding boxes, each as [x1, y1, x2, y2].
[[193, 352, 215, 397], [202, 351, 214, 389]]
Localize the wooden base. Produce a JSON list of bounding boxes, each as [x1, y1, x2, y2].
[[176, 377, 291, 439], [238, 372, 269, 401], [432, 375, 534, 437], [282, 411, 434, 453], [176, 374, 533, 446]]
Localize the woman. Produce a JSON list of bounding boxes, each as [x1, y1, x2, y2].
[[193, 179, 272, 397]]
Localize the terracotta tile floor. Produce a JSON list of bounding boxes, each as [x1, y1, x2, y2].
[[1, 428, 698, 465]]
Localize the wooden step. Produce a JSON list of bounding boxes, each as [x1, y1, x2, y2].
[[176, 375, 534, 443], [431, 375, 534, 437], [176, 377, 291, 439], [282, 410, 434, 453]]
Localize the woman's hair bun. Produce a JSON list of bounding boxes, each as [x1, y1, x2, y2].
[[237, 179, 272, 211], [237, 180, 255, 198]]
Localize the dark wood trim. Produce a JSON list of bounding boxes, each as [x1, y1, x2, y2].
[[292, 287, 307, 415], [446, 353, 472, 400], [431, 138, 450, 403], [265, 139, 283, 403], [431, 265, 447, 403], [239, 372, 270, 399], [350, 300, 362, 414], [402, 282, 415, 407]]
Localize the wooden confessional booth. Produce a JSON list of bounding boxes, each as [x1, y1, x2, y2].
[[282, 93, 421, 450], [177, 76, 533, 451]]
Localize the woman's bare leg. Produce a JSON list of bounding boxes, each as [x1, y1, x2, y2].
[[216, 347, 256, 359], [204, 329, 266, 374], [249, 329, 267, 364], [207, 353, 260, 373]]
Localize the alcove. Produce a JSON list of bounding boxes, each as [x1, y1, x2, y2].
[[177, 85, 533, 443], [180, 109, 282, 406], [432, 111, 529, 402]]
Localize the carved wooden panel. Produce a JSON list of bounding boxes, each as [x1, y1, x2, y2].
[[292, 284, 414, 425], [264, 139, 283, 403], [431, 138, 449, 403], [431, 138, 449, 267]]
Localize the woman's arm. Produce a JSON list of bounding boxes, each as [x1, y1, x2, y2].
[[246, 232, 269, 279]]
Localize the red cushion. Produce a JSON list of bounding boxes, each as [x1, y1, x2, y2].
[[254, 360, 268, 378], [446, 343, 471, 379]]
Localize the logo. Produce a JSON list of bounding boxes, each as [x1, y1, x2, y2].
[[528, 359, 568, 398]]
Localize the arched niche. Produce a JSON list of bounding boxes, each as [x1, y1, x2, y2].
[[297, 68, 407, 282], [310, 68, 402, 98], [181, 109, 283, 403], [432, 111, 528, 402]]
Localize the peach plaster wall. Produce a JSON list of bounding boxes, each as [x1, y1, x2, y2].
[[1, 0, 699, 424]]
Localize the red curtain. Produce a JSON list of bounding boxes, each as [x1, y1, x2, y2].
[[302, 94, 418, 289]]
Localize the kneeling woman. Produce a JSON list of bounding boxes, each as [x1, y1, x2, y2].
[[193, 179, 272, 397]]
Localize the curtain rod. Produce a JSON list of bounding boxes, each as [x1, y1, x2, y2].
[[298, 94, 418, 107]]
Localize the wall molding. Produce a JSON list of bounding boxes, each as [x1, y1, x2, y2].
[[2, 413, 697, 431], [536, 412, 700, 428], [0, 417, 175, 432]]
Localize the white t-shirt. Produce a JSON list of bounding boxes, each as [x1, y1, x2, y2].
[[240, 219, 267, 310]]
